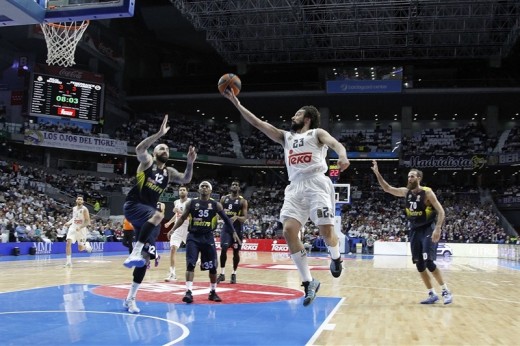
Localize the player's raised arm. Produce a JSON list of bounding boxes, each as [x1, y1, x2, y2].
[[223, 89, 285, 145], [371, 160, 408, 197]]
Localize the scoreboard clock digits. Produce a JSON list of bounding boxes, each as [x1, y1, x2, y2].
[[29, 73, 104, 123]]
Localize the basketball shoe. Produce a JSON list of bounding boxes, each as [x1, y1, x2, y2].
[[330, 257, 343, 278], [208, 290, 222, 302], [182, 290, 193, 304], [123, 248, 146, 268], [165, 272, 177, 282], [230, 273, 237, 284], [216, 274, 225, 284], [123, 298, 140, 314], [442, 290, 453, 305], [302, 279, 320, 306], [420, 292, 439, 304]]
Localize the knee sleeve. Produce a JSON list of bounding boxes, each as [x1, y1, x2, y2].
[[187, 263, 196, 272], [415, 260, 426, 272], [132, 266, 146, 284], [426, 260, 437, 272]]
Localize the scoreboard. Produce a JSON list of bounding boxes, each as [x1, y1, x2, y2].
[[29, 73, 104, 123]]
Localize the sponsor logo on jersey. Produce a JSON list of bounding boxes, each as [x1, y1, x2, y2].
[[288, 152, 312, 165]]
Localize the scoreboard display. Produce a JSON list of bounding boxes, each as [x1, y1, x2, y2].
[[29, 73, 104, 123]]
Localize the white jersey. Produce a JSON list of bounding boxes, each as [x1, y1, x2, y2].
[[283, 129, 328, 181], [71, 205, 89, 228], [174, 198, 190, 227]]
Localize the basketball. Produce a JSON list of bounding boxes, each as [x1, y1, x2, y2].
[[218, 73, 241, 95]]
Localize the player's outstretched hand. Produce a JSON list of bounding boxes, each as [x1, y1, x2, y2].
[[371, 160, 379, 174], [158, 114, 170, 137], [223, 88, 240, 107], [187, 145, 197, 164]]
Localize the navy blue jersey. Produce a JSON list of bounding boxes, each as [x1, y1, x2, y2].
[[188, 198, 219, 233], [405, 187, 436, 229], [221, 194, 246, 232], [126, 164, 169, 207]]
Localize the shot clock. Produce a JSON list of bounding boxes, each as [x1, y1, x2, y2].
[[328, 160, 341, 183], [29, 73, 104, 123]]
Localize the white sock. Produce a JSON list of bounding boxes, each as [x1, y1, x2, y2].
[[220, 268, 225, 275], [232, 270, 237, 275], [327, 243, 341, 260], [127, 282, 140, 300], [210, 283, 216, 291], [441, 284, 448, 291], [291, 250, 312, 282], [66, 255, 71, 263], [428, 288, 437, 295], [186, 281, 193, 291], [170, 267, 175, 275]]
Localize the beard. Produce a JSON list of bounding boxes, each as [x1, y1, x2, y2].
[[291, 121, 304, 132], [156, 154, 168, 164], [407, 181, 418, 190]]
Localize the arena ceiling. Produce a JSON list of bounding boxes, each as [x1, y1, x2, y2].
[[127, 0, 520, 122], [150, 0, 520, 65]]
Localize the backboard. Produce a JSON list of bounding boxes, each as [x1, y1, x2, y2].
[[333, 184, 351, 205], [1, 0, 135, 27]]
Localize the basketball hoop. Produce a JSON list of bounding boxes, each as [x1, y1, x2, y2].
[[40, 20, 90, 67]]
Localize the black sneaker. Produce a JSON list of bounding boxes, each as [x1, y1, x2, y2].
[[182, 290, 193, 304], [216, 274, 225, 284], [230, 273, 237, 284], [208, 290, 222, 302], [302, 279, 320, 306], [330, 257, 343, 278]]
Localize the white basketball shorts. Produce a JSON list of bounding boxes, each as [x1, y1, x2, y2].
[[170, 224, 189, 249], [280, 173, 335, 227]]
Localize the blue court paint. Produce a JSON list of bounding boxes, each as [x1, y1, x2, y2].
[[0, 284, 342, 345]]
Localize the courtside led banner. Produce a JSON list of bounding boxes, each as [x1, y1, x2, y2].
[[326, 80, 402, 94]]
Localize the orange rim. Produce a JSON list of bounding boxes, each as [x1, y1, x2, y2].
[[42, 20, 90, 29]]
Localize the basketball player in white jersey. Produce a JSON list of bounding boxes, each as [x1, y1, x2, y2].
[[224, 90, 350, 306], [64, 195, 92, 267], [164, 185, 190, 281]]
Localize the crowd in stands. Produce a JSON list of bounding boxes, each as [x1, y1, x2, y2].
[[13, 111, 520, 161], [26, 120, 94, 136], [337, 125, 393, 152], [1, 122, 519, 247], [240, 129, 284, 159], [113, 113, 236, 158], [502, 126, 520, 153], [1, 153, 518, 246], [401, 123, 497, 155]]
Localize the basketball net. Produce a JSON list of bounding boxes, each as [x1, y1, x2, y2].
[[40, 20, 90, 67]]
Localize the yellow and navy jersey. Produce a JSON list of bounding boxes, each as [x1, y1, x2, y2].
[[405, 187, 437, 229], [188, 198, 219, 233], [126, 164, 169, 207], [221, 194, 245, 230]]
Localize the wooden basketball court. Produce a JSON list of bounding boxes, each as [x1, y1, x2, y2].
[[1, 251, 519, 345]]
